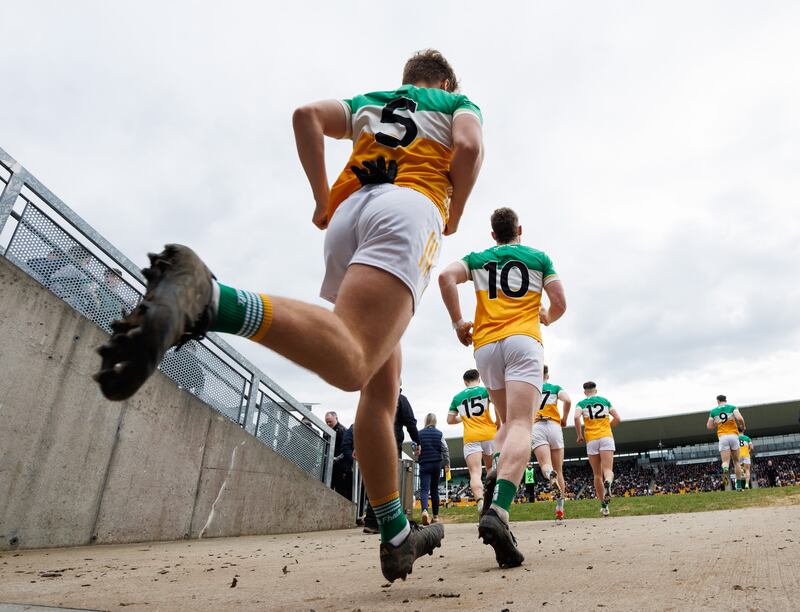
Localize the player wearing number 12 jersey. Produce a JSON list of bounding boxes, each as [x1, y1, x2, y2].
[[575, 382, 621, 516], [95, 50, 484, 585], [706, 394, 746, 491], [448, 369, 497, 507], [439, 208, 566, 568]]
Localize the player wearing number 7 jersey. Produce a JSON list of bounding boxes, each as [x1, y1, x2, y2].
[[575, 382, 621, 517], [439, 207, 566, 568], [448, 369, 497, 508], [94, 49, 484, 584], [706, 394, 746, 491], [534, 364, 572, 520]]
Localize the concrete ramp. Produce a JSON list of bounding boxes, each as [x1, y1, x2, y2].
[[0, 256, 353, 551]]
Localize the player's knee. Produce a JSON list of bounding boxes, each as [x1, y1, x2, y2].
[[330, 358, 371, 392]]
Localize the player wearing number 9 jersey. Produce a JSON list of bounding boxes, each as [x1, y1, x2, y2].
[[706, 394, 746, 491], [575, 382, 621, 516], [448, 369, 497, 507], [439, 208, 567, 568]]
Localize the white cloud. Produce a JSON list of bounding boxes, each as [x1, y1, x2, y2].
[[2, 1, 799, 439]]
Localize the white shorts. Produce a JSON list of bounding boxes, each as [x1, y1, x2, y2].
[[320, 183, 443, 311], [739, 457, 751, 465], [473, 335, 544, 391], [586, 436, 615, 455], [532, 419, 564, 450], [464, 440, 495, 458], [718, 434, 739, 453]]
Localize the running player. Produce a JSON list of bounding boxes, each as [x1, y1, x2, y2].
[[706, 394, 746, 491], [94, 50, 484, 583], [575, 382, 621, 517], [438, 207, 566, 567], [738, 427, 753, 489], [448, 369, 497, 508], [533, 364, 572, 520]]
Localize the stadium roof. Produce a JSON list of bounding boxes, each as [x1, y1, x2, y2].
[[416, 399, 800, 469]]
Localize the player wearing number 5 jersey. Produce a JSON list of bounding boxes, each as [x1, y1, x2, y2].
[[94, 50, 484, 585], [575, 382, 621, 517], [534, 364, 572, 520], [448, 369, 497, 508], [706, 394, 746, 491], [439, 208, 566, 568]]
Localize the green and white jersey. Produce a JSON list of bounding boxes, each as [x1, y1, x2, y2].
[[709, 404, 738, 438], [538, 382, 563, 423], [449, 385, 495, 444], [460, 244, 558, 350], [576, 396, 613, 442]]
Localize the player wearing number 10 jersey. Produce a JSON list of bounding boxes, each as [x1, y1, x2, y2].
[[439, 207, 567, 568], [575, 382, 621, 516], [448, 369, 497, 507]]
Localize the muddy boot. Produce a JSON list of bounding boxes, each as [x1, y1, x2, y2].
[[95, 244, 214, 401], [379, 523, 444, 582], [478, 509, 524, 568]]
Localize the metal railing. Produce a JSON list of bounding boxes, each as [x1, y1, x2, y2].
[[0, 146, 335, 485]]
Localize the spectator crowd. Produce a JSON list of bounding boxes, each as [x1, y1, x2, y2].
[[423, 453, 800, 504]]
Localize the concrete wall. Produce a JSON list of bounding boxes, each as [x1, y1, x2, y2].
[[0, 257, 353, 551]]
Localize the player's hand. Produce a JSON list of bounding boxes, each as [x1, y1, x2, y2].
[[560, 418, 568, 428], [576, 435, 584, 445], [455, 320, 474, 346], [533, 412, 543, 423], [540, 308, 550, 326], [351, 156, 397, 186], [312, 203, 328, 230]]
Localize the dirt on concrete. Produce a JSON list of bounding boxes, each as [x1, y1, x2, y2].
[[1, 505, 798, 611]]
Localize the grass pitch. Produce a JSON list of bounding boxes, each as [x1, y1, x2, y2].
[[415, 484, 800, 523]]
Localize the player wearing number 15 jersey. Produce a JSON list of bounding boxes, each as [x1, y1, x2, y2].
[[706, 394, 746, 491], [439, 208, 567, 569], [448, 369, 497, 507], [575, 382, 621, 516]]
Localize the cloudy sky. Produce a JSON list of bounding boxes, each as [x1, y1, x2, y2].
[[2, 2, 799, 439]]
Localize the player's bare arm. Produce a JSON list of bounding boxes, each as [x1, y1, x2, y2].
[[609, 407, 621, 428], [539, 279, 566, 326], [734, 409, 745, 431], [559, 389, 572, 427], [292, 99, 349, 229], [438, 261, 473, 346], [447, 410, 462, 425], [706, 417, 716, 430], [445, 113, 484, 236], [574, 411, 584, 443]]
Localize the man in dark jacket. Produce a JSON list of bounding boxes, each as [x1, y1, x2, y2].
[[326, 411, 349, 498], [766, 459, 779, 487], [394, 390, 421, 456]]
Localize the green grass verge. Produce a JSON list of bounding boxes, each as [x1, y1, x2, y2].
[[412, 485, 800, 524]]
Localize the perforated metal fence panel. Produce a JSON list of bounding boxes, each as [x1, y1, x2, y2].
[[0, 146, 335, 484]]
